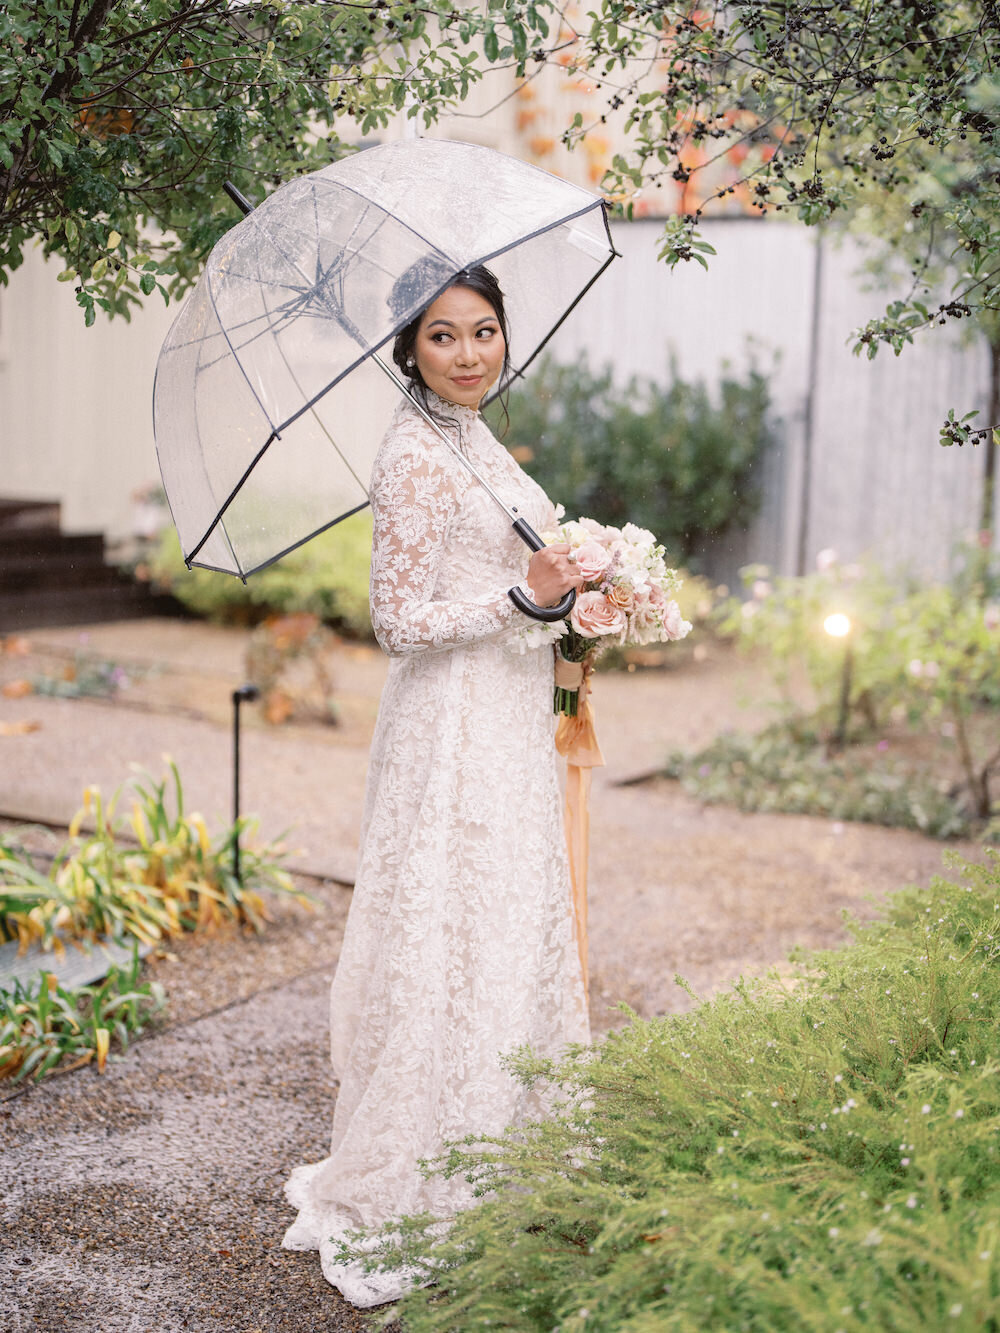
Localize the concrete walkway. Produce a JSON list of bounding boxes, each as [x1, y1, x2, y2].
[[0, 619, 979, 1331]]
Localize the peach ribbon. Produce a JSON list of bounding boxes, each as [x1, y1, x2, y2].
[[554, 657, 604, 1004]]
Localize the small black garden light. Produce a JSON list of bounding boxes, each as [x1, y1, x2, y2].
[[824, 613, 852, 749], [231, 683, 260, 884]]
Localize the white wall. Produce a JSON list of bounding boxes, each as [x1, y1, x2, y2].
[[0, 245, 176, 541]]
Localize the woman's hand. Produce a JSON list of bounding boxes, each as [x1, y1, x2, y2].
[[525, 542, 586, 608]]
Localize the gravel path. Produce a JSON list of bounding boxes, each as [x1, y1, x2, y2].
[[0, 619, 983, 1330]]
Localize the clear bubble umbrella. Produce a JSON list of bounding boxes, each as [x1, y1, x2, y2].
[[152, 137, 617, 620]]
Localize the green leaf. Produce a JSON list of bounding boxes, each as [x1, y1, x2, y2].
[[139, 273, 156, 296]]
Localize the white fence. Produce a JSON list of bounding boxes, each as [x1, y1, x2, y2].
[[0, 216, 991, 584]]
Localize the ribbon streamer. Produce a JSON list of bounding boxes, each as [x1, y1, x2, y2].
[[554, 664, 604, 1005]]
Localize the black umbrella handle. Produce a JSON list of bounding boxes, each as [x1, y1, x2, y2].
[[507, 517, 577, 623]]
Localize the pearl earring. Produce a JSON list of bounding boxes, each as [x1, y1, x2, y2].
[[406, 357, 415, 369]]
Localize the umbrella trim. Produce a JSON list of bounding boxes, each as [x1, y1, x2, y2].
[[181, 429, 280, 570], [186, 501, 371, 580]]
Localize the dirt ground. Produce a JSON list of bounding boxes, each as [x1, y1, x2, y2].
[[0, 618, 985, 1331]]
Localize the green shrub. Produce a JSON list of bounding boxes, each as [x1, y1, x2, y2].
[[147, 510, 374, 637], [0, 949, 165, 1082], [348, 856, 1000, 1331], [664, 727, 969, 839], [716, 558, 904, 731], [486, 355, 777, 562], [0, 761, 309, 951], [717, 552, 1000, 821]]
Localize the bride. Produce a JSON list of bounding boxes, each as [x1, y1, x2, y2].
[[281, 264, 590, 1307]]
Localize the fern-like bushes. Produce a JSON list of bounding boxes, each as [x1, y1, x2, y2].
[[348, 856, 1000, 1331]]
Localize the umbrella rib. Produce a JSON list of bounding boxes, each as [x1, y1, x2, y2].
[[203, 254, 281, 437]]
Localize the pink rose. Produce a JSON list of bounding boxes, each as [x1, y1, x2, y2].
[[579, 517, 615, 541], [574, 540, 612, 582], [662, 599, 690, 641], [570, 590, 627, 639]]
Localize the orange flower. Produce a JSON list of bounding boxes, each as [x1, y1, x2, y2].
[[607, 584, 635, 612]]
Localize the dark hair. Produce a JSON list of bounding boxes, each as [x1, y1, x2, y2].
[[391, 265, 511, 432]]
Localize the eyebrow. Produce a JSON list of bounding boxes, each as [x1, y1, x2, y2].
[[425, 317, 498, 330]]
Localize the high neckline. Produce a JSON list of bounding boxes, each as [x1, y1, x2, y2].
[[422, 388, 481, 424]]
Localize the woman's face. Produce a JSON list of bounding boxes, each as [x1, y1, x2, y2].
[[413, 285, 506, 409]]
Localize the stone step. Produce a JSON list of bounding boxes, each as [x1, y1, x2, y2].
[[0, 530, 105, 560], [0, 499, 62, 532], [1, 557, 126, 594], [0, 582, 183, 633]]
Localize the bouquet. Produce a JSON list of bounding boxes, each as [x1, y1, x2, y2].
[[546, 517, 691, 716]]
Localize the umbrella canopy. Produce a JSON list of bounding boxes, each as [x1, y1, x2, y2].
[[153, 138, 616, 578]]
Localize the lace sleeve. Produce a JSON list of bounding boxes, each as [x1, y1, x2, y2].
[[369, 434, 526, 656]]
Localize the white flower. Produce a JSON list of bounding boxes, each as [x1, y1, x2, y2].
[[621, 521, 655, 548], [505, 619, 566, 655], [816, 547, 838, 572]]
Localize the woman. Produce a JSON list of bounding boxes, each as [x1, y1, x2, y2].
[[282, 265, 589, 1308]]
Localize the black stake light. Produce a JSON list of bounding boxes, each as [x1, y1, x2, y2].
[[232, 683, 260, 884], [824, 613, 852, 749]]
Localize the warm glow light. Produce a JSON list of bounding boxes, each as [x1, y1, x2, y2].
[[824, 613, 851, 638]]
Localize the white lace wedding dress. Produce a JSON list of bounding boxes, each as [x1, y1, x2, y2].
[[281, 390, 591, 1307]]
